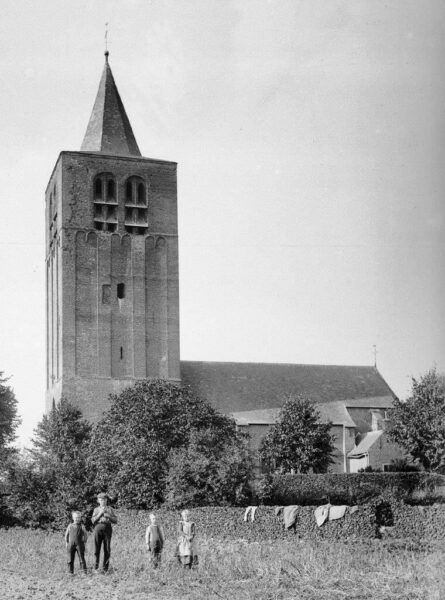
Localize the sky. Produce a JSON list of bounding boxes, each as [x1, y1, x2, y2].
[[0, 0, 444, 445]]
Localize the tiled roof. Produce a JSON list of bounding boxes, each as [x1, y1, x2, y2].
[[81, 54, 141, 156], [180, 361, 395, 414], [231, 401, 357, 427], [344, 396, 394, 409], [348, 431, 383, 457]]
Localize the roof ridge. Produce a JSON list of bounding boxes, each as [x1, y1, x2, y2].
[[180, 359, 375, 369]]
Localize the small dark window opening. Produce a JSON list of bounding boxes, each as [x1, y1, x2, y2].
[[137, 183, 145, 204], [117, 283, 125, 299], [120, 346, 123, 360], [107, 179, 115, 200], [126, 181, 133, 203], [95, 178, 102, 198]]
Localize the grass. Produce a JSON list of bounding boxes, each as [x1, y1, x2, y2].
[[0, 525, 443, 600]]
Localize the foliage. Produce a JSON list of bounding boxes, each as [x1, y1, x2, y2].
[[384, 459, 420, 473], [259, 395, 335, 474], [0, 372, 20, 459], [258, 472, 445, 506], [388, 368, 445, 471], [89, 379, 250, 508], [165, 427, 252, 508], [4, 453, 57, 527], [5, 400, 93, 527]]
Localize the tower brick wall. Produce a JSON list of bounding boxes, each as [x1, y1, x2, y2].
[[45, 151, 180, 420]]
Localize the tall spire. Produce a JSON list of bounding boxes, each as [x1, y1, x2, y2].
[[81, 52, 141, 156]]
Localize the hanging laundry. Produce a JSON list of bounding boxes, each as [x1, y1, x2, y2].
[[243, 506, 258, 522], [328, 505, 347, 521], [283, 505, 299, 529], [314, 504, 330, 527], [349, 505, 359, 515]]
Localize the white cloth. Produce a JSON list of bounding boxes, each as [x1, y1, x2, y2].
[[283, 505, 299, 529], [328, 505, 347, 521], [243, 506, 258, 522], [314, 504, 330, 527]]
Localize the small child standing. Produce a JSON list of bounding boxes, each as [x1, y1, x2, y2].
[[145, 513, 165, 568], [65, 511, 88, 574], [176, 509, 198, 569]]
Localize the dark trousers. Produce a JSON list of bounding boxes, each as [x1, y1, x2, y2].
[[94, 523, 112, 571], [67, 543, 87, 574], [150, 542, 163, 567]]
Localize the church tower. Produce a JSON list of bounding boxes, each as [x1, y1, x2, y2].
[[45, 52, 180, 420]]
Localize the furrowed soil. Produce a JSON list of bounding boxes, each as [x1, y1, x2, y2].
[[0, 523, 443, 600]]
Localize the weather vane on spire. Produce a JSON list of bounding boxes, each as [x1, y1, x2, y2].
[[105, 22, 110, 59]]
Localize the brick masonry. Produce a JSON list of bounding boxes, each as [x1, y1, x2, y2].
[[45, 151, 180, 419]]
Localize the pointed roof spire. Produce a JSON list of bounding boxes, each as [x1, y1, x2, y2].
[[81, 52, 141, 156]]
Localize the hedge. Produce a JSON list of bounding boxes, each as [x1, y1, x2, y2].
[[115, 503, 445, 544], [117, 506, 376, 543], [260, 472, 445, 505]]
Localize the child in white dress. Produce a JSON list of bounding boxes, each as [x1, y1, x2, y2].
[[176, 509, 198, 568]]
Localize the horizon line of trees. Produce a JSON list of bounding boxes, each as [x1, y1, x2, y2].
[[0, 367, 444, 528]]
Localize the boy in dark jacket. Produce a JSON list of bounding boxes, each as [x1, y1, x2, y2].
[[91, 492, 118, 572]]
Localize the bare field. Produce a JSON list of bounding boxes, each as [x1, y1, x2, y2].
[[0, 526, 443, 600]]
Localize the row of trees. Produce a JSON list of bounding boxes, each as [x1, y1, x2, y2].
[[1, 368, 444, 527], [3, 380, 254, 526]]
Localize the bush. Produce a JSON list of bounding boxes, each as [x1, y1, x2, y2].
[[165, 428, 252, 508], [4, 401, 93, 528], [89, 379, 253, 508], [260, 395, 335, 473], [259, 472, 445, 506]]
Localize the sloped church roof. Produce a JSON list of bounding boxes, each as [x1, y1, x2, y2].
[[81, 52, 141, 156], [180, 361, 395, 414]]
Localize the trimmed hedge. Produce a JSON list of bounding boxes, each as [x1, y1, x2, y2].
[[118, 505, 376, 543], [261, 472, 445, 505], [116, 503, 445, 544]]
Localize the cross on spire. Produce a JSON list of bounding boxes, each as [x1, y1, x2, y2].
[[105, 22, 109, 61]]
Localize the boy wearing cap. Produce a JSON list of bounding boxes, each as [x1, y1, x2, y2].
[[91, 493, 117, 573]]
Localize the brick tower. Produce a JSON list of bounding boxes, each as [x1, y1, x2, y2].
[[45, 52, 180, 420]]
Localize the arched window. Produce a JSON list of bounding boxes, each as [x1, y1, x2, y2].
[[93, 173, 116, 202], [124, 176, 148, 235], [93, 173, 117, 233]]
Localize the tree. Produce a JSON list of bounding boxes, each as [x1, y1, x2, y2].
[[89, 379, 250, 508], [6, 399, 92, 527], [165, 427, 252, 508], [259, 395, 335, 473], [388, 368, 445, 471], [0, 372, 20, 459]]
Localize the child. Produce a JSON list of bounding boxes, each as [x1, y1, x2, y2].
[[145, 513, 165, 567], [176, 509, 198, 569], [91, 492, 118, 573], [65, 511, 88, 574]]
